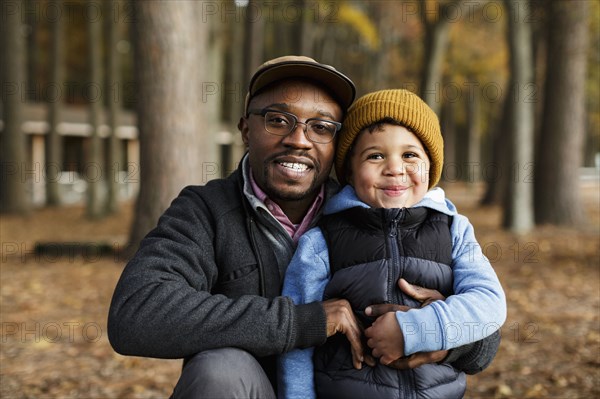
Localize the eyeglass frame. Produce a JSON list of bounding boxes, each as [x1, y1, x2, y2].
[[246, 108, 342, 144]]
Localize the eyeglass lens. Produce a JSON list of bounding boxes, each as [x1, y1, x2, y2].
[[264, 111, 336, 143]]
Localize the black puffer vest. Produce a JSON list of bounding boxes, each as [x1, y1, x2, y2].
[[313, 206, 467, 399]]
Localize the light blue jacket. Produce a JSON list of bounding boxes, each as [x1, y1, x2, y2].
[[278, 185, 507, 399]]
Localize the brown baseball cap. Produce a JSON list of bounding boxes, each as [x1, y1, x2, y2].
[[244, 55, 356, 115]]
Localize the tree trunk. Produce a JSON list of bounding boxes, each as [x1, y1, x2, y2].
[[1, 0, 30, 214], [86, 0, 105, 218], [226, 3, 245, 123], [503, 0, 535, 233], [127, 1, 209, 254], [480, 89, 511, 206], [243, 0, 265, 91], [25, 0, 38, 102], [419, 1, 458, 115], [207, 6, 225, 177], [371, 2, 390, 91], [105, 0, 122, 214], [440, 96, 456, 187], [46, 0, 64, 206], [295, 0, 313, 56], [535, 0, 589, 225], [466, 81, 481, 189]]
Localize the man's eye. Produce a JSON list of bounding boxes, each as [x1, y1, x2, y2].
[[267, 116, 290, 125], [309, 121, 336, 135]]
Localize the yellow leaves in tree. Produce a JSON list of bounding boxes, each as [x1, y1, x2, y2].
[[334, 2, 380, 51]]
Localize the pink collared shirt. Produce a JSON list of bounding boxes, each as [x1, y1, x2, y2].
[[249, 168, 324, 243]]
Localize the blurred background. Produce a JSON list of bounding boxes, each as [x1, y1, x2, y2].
[[1, 0, 599, 398]]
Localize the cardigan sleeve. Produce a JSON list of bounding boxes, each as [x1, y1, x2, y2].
[[395, 213, 507, 355], [278, 228, 331, 399]]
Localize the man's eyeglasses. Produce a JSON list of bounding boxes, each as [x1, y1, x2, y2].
[[247, 108, 341, 144]]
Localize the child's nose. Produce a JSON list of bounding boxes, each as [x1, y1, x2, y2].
[[385, 158, 405, 175]]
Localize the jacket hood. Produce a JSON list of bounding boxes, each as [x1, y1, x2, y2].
[[324, 185, 457, 216]]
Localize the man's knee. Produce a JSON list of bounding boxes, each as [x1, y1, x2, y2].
[[172, 348, 275, 399]]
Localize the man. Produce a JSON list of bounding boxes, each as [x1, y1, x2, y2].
[[108, 56, 499, 398]]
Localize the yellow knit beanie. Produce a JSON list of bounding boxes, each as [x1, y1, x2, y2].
[[335, 89, 444, 189]]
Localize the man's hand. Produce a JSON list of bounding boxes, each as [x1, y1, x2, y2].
[[364, 312, 405, 365], [386, 349, 448, 370], [322, 299, 375, 369], [397, 278, 446, 307]]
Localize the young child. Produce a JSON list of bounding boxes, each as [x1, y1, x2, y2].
[[278, 89, 506, 399]]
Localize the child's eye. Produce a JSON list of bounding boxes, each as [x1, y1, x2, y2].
[[366, 153, 384, 160], [403, 152, 419, 159]]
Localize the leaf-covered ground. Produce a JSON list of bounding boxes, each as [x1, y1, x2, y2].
[[1, 182, 599, 398]]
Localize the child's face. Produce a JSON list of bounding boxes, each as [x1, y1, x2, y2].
[[348, 124, 430, 208]]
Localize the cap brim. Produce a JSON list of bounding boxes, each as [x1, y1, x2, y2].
[[249, 61, 356, 110]]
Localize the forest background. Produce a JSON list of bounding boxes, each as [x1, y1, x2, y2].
[[1, 0, 599, 397]]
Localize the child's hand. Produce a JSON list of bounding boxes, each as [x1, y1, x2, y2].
[[363, 278, 448, 369], [364, 312, 405, 365]]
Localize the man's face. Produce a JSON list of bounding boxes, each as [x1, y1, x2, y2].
[[240, 79, 342, 205]]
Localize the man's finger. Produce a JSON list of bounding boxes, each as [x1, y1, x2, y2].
[[364, 353, 376, 367], [398, 278, 446, 304], [365, 303, 410, 318], [386, 356, 413, 370], [346, 319, 364, 369], [323, 299, 366, 370], [398, 278, 423, 301], [386, 350, 449, 370]]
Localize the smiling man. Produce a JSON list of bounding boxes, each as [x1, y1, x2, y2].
[[108, 56, 365, 398]]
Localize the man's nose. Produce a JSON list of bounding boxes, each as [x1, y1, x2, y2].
[[282, 122, 312, 148]]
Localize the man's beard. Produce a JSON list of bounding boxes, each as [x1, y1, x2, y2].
[[262, 169, 322, 202], [260, 151, 325, 201]]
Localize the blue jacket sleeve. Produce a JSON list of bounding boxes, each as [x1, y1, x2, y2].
[[395, 213, 507, 355], [278, 228, 330, 399]]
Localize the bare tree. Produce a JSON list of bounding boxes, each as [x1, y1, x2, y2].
[[480, 89, 511, 206], [86, 0, 105, 218], [503, 0, 534, 233], [466, 79, 482, 189], [127, 1, 210, 254], [1, 0, 30, 214], [535, 0, 589, 225], [419, 0, 462, 115], [242, 0, 265, 91], [105, 0, 122, 214], [25, 0, 39, 102], [46, 0, 64, 206]]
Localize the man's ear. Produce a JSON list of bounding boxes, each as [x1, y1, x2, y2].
[[238, 117, 250, 146]]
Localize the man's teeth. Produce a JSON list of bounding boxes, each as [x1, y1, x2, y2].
[[280, 162, 308, 172]]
